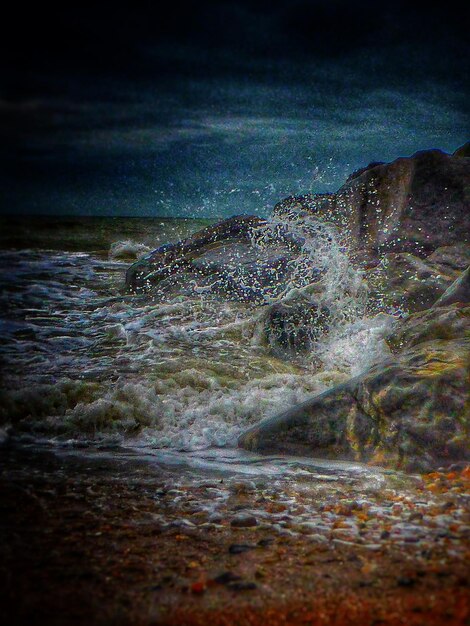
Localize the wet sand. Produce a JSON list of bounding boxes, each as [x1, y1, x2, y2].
[[0, 445, 469, 626]]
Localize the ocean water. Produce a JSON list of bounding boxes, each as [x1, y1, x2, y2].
[[0, 214, 394, 476]]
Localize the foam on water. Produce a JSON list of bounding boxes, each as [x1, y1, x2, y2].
[[109, 240, 152, 261], [0, 214, 394, 452]]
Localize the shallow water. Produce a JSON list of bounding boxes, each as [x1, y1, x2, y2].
[[0, 215, 394, 478]]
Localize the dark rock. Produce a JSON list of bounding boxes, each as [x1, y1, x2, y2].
[[453, 141, 470, 158], [257, 537, 274, 547], [238, 380, 364, 458], [227, 581, 257, 591], [366, 246, 470, 313], [274, 148, 470, 260], [125, 214, 302, 301], [213, 571, 242, 585], [258, 298, 330, 355], [346, 161, 385, 183], [426, 244, 470, 272], [387, 303, 470, 350], [432, 266, 470, 308], [397, 576, 416, 587], [228, 543, 256, 554]]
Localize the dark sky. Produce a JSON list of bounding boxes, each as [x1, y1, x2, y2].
[[1, 1, 469, 217]]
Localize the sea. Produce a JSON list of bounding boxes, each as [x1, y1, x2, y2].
[[0, 213, 395, 482]]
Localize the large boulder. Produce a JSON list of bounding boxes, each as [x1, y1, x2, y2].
[[274, 147, 470, 261], [239, 288, 470, 471], [125, 215, 302, 301], [255, 297, 330, 357]]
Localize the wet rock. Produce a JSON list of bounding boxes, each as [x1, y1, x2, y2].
[[258, 298, 330, 356], [433, 265, 470, 308], [227, 580, 257, 591], [239, 304, 470, 471], [295, 522, 321, 534], [230, 513, 258, 528], [213, 571, 242, 585], [309, 533, 329, 544], [229, 481, 256, 494], [453, 141, 470, 158], [125, 214, 301, 300], [257, 537, 274, 547], [386, 303, 469, 350], [366, 248, 470, 313], [274, 148, 470, 260], [228, 543, 256, 554]]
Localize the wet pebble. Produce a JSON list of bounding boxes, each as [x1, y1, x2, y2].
[[229, 543, 256, 554], [227, 581, 257, 591], [257, 537, 274, 547], [213, 571, 242, 585], [229, 481, 256, 494], [231, 513, 258, 528]]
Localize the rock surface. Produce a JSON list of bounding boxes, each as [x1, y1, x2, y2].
[[433, 265, 470, 308], [239, 296, 470, 471], [238, 146, 470, 470], [274, 148, 470, 261], [256, 298, 331, 356], [125, 214, 301, 301], [366, 245, 470, 313]]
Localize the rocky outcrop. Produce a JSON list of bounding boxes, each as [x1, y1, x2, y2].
[[274, 147, 470, 261], [125, 215, 303, 301], [239, 271, 470, 471], [126, 144, 470, 470], [433, 265, 470, 308], [126, 146, 469, 304], [366, 244, 470, 313], [126, 215, 263, 291]]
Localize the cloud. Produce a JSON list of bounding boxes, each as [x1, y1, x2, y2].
[[1, 1, 468, 216]]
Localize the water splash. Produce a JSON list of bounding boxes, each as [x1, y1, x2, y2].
[[0, 215, 392, 450]]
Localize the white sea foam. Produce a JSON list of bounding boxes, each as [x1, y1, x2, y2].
[[109, 240, 151, 261]]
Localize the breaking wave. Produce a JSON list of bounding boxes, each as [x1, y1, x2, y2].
[[0, 213, 393, 449]]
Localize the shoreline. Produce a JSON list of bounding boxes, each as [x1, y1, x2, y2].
[[1, 444, 468, 626]]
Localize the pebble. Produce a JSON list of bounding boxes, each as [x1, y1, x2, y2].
[[227, 581, 257, 591], [297, 522, 321, 534], [213, 571, 242, 585], [229, 543, 256, 554], [231, 514, 258, 528], [229, 481, 256, 494], [257, 537, 274, 547]]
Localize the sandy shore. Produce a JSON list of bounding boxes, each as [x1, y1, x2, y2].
[[0, 445, 469, 626]]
